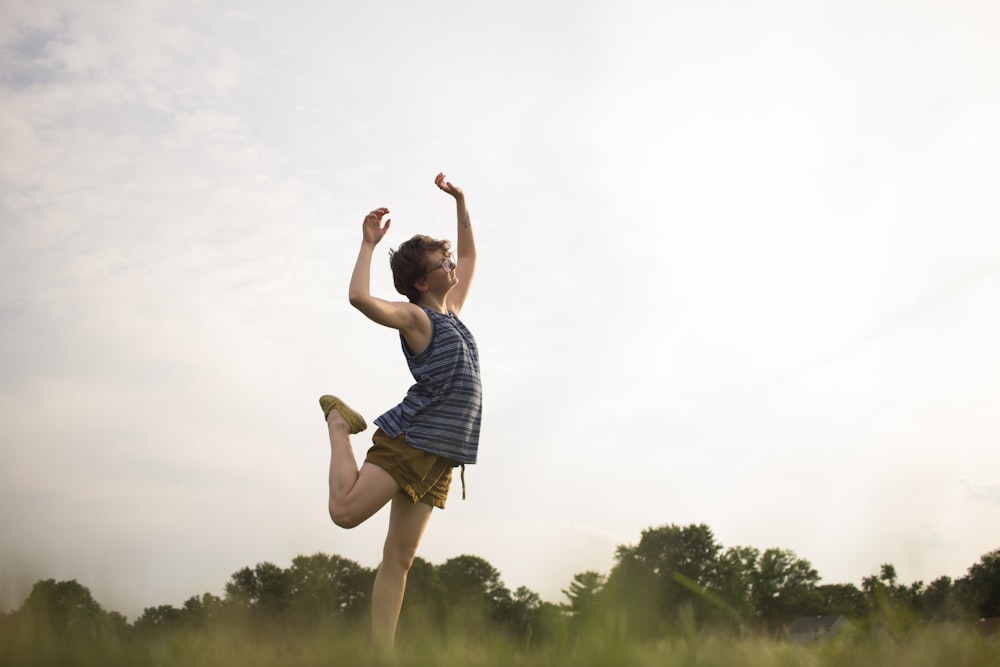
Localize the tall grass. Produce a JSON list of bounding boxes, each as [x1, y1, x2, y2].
[[2, 615, 996, 667]]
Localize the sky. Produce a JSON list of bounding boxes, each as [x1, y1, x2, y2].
[[2, 0, 999, 620]]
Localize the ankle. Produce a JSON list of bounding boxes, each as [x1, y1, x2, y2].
[[327, 410, 351, 435]]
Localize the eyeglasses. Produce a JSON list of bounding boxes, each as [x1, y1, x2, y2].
[[426, 258, 457, 276]]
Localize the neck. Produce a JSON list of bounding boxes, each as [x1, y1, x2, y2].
[[417, 293, 449, 314]]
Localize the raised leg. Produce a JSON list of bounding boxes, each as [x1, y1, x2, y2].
[[371, 494, 433, 649], [326, 410, 400, 528]]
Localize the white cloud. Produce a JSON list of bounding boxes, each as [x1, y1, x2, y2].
[[960, 479, 1000, 506]]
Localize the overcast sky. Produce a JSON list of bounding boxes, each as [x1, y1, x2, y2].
[[2, 0, 999, 619]]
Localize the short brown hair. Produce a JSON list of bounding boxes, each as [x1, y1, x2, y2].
[[390, 235, 452, 303]]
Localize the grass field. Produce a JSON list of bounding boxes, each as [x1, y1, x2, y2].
[[3, 621, 997, 667]]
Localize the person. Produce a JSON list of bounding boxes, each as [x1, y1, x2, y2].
[[319, 172, 481, 649]]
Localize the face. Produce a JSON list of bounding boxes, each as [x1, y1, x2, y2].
[[421, 249, 458, 291]]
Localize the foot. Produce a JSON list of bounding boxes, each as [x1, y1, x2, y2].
[[319, 395, 368, 434]]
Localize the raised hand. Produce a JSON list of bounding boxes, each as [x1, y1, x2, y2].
[[362, 207, 391, 245], [434, 172, 463, 198]]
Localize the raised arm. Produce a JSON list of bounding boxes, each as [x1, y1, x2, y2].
[[348, 208, 428, 337], [435, 172, 476, 314]]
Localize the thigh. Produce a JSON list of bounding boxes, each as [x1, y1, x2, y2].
[[383, 494, 433, 559], [343, 462, 404, 525]]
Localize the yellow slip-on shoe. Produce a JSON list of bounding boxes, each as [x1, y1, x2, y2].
[[318, 395, 368, 434]]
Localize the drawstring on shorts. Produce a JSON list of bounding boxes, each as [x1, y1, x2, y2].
[[460, 464, 466, 500]]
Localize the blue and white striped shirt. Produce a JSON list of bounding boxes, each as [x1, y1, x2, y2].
[[374, 307, 482, 464]]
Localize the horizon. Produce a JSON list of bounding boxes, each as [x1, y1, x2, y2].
[[6, 522, 995, 622]]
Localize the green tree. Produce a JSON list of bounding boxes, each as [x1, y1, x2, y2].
[[438, 554, 512, 611], [182, 592, 224, 629], [504, 585, 544, 642], [224, 561, 291, 620], [133, 604, 183, 634], [225, 566, 257, 608], [562, 570, 606, 620], [813, 583, 867, 618], [134, 593, 223, 634], [880, 563, 898, 588], [12, 578, 126, 646], [605, 523, 723, 635], [17, 579, 108, 637], [750, 548, 819, 632], [603, 542, 660, 638], [714, 546, 759, 624], [920, 576, 954, 620], [287, 552, 372, 623], [862, 563, 923, 637], [960, 548, 1000, 618], [4, 579, 126, 664], [862, 562, 921, 611], [437, 555, 513, 638]]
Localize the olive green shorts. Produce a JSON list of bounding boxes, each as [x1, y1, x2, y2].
[[365, 428, 455, 509]]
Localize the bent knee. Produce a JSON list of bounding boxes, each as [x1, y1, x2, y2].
[[328, 505, 362, 529]]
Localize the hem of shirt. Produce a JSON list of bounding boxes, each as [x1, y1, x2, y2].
[[372, 419, 477, 466]]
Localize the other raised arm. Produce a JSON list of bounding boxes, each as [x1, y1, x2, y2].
[[348, 208, 427, 336], [435, 172, 476, 314]]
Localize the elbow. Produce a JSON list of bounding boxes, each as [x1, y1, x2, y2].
[[348, 293, 365, 310]]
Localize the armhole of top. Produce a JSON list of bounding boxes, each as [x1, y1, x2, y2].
[[401, 308, 436, 360]]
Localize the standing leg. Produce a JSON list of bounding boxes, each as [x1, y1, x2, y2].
[[371, 495, 433, 649], [326, 410, 400, 528]]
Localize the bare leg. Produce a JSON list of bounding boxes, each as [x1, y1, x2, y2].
[[371, 495, 433, 649], [326, 411, 400, 528]]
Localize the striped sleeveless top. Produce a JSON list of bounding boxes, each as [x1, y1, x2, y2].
[[374, 307, 482, 464]]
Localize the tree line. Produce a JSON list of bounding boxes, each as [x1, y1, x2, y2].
[[2, 523, 998, 649], [573, 524, 999, 639]]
